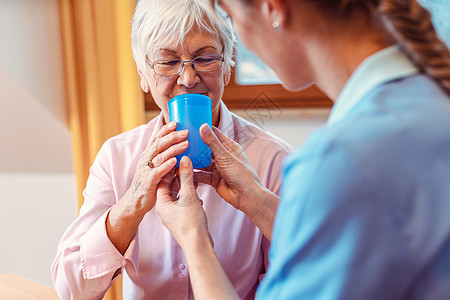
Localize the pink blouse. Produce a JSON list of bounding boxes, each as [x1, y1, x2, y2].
[[52, 102, 292, 300]]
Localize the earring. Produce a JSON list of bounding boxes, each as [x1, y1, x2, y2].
[[272, 21, 280, 29]]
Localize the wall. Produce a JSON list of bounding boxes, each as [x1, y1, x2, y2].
[[0, 0, 77, 287]]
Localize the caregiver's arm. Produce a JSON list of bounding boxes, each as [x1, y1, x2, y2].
[[156, 157, 239, 300], [183, 232, 239, 300]]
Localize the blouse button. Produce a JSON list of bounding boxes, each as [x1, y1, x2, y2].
[[178, 273, 185, 280], [179, 263, 185, 270]]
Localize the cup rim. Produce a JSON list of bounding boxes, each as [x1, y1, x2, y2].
[[168, 93, 212, 106]]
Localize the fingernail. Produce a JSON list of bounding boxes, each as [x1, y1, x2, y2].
[[202, 124, 211, 135], [181, 156, 190, 167], [169, 121, 177, 128], [180, 130, 189, 136]]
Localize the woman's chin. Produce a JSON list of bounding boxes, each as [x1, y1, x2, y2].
[[281, 80, 314, 92]]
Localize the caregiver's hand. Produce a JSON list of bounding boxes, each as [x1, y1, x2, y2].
[[199, 124, 279, 240], [156, 156, 239, 300], [156, 156, 210, 249]]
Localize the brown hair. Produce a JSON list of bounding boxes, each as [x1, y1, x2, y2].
[[213, 0, 450, 95], [377, 0, 450, 96], [316, 0, 450, 96]]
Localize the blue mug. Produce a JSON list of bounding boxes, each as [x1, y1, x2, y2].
[[168, 93, 212, 169]]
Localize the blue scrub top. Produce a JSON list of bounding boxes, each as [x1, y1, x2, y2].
[[257, 73, 450, 298]]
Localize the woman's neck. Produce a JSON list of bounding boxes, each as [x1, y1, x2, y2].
[[284, 2, 395, 101], [307, 34, 393, 101]]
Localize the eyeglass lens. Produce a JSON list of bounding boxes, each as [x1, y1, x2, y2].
[[152, 55, 223, 75]]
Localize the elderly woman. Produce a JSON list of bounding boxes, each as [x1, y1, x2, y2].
[[51, 0, 292, 299]]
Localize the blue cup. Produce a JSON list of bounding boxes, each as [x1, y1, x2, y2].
[[168, 93, 212, 169]]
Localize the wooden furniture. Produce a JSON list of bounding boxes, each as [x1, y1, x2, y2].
[[0, 273, 59, 300]]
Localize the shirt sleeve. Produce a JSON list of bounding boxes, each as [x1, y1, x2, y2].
[[257, 132, 411, 300], [51, 141, 138, 300]]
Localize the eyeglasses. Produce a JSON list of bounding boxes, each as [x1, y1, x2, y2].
[[146, 54, 224, 76]]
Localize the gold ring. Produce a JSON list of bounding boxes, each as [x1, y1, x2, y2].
[[148, 160, 154, 168]]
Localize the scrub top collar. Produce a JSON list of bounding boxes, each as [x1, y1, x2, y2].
[[327, 45, 420, 126]]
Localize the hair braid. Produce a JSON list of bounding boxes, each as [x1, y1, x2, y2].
[[376, 0, 450, 96]]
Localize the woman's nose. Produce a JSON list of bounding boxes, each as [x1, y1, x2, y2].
[[177, 63, 200, 88]]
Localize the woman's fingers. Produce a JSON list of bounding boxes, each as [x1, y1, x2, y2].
[[140, 121, 188, 168], [149, 157, 177, 185], [179, 156, 194, 189], [155, 121, 177, 139], [157, 172, 174, 203], [211, 126, 241, 153], [200, 124, 231, 161], [178, 156, 201, 206], [151, 140, 189, 167], [148, 130, 188, 163], [126, 156, 176, 213], [157, 157, 201, 205], [145, 121, 177, 153], [201, 124, 244, 160]]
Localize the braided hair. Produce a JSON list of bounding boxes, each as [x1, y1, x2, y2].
[[213, 0, 450, 95], [377, 0, 450, 95], [325, 0, 450, 96]]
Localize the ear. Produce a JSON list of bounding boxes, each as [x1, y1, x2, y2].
[[138, 70, 150, 93], [223, 68, 231, 86], [261, 0, 289, 29]]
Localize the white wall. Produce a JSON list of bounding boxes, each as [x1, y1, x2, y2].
[[0, 0, 77, 287]]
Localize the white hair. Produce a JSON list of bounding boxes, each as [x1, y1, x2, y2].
[[131, 0, 236, 76]]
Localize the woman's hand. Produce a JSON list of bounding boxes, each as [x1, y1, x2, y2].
[[156, 156, 239, 300], [198, 124, 262, 211], [156, 156, 211, 250], [125, 121, 189, 213], [106, 121, 189, 254], [199, 124, 279, 240]]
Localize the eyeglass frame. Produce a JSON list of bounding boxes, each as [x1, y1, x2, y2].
[[146, 54, 225, 76]]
